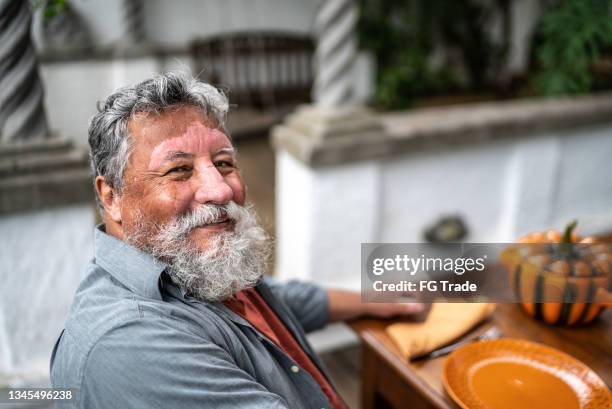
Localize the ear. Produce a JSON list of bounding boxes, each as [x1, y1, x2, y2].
[[95, 176, 122, 223]]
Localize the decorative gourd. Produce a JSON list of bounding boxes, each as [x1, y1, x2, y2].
[[502, 221, 612, 326]]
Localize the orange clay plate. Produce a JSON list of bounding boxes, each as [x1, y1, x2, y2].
[[443, 339, 611, 409]]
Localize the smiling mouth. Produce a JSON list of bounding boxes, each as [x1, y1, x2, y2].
[[209, 218, 230, 225], [199, 216, 233, 228]]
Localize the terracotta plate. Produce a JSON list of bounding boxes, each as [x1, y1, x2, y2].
[[443, 338, 611, 409]]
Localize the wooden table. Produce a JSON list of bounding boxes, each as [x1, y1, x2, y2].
[[349, 304, 611, 409]]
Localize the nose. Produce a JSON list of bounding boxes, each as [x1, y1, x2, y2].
[[192, 164, 234, 205]]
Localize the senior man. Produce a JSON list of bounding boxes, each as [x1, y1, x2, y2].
[[50, 72, 423, 409]]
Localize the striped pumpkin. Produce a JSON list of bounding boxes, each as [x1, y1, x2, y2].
[[502, 221, 612, 326]]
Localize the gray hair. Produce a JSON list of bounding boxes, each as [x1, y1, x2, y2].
[[88, 71, 229, 210]]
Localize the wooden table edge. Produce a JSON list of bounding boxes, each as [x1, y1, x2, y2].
[[349, 319, 458, 408]]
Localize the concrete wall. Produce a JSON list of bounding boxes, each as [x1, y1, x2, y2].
[[0, 205, 95, 385], [40, 51, 374, 147], [144, 0, 320, 46], [40, 56, 192, 146], [275, 125, 612, 291], [33, 0, 321, 49], [36, 0, 323, 146]]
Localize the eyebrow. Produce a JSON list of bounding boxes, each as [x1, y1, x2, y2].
[[159, 147, 236, 164], [214, 147, 236, 156], [162, 151, 194, 163]]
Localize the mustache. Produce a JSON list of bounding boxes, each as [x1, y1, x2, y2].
[[171, 201, 246, 237]]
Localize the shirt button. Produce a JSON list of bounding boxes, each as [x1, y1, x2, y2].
[[290, 365, 300, 373]]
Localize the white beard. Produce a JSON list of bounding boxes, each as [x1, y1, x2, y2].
[[126, 201, 270, 302]]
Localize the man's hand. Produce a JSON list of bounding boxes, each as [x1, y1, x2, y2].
[[359, 302, 425, 319], [327, 289, 426, 322]]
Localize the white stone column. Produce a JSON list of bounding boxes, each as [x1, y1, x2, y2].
[[0, 0, 49, 142], [272, 1, 382, 349], [272, 0, 388, 293], [313, 0, 358, 109], [121, 0, 145, 44]]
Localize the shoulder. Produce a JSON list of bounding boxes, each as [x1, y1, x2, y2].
[[51, 262, 224, 391]]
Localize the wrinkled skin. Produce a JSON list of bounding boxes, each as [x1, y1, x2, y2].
[[97, 105, 246, 252]]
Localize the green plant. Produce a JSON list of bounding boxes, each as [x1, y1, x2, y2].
[[534, 0, 612, 96], [358, 0, 511, 109], [31, 0, 68, 20], [375, 48, 458, 109]]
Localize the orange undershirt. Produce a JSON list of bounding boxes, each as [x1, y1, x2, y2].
[[224, 288, 347, 409]]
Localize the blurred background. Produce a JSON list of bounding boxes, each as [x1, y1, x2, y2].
[[1, 0, 611, 406]]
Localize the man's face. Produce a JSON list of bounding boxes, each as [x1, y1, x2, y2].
[[103, 104, 268, 302], [120, 105, 246, 252]]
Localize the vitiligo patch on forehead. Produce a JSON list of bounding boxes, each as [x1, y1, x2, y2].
[[148, 122, 232, 170]]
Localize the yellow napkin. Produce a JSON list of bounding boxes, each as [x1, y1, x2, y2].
[[386, 303, 496, 359]]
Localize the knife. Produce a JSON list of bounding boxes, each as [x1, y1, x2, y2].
[[410, 326, 502, 361]]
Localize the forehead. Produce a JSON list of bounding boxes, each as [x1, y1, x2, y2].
[[127, 106, 232, 166]]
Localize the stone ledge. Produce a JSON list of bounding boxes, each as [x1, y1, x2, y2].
[[382, 92, 612, 147], [0, 148, 88, 177], [0, 137, 72, 157], [39, 43, 189, 64], [272, 105, 390, 166], [0, 139, 93, 215], [272, 92, 612, 167]]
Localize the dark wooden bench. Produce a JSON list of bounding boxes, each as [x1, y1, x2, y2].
[[191, 31, 314, 137]]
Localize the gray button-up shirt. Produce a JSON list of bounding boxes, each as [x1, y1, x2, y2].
[[50, 226, 338, 409]]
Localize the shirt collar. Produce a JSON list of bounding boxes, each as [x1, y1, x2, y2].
[[94, 224, 167, 301]]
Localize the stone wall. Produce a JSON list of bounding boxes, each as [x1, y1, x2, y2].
[[40, 55, 181, 146], [273, 94, 612, 290], [0, 205, 94, 385], [0, 140, 94, 386], [32, 0, 320, 49]]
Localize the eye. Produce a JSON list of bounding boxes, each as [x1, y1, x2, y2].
[[214, 160, 235, 169], [165, 166, 192, 175]]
